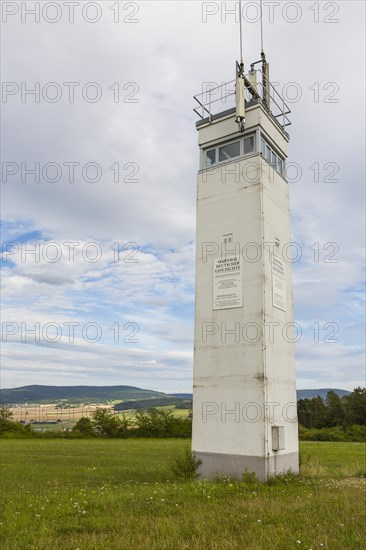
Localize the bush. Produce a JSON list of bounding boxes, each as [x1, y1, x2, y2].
[[299, 425, 366, 442], [0, 406, 14, 434], [170, 447, 201, 481], [134, 408, 191, 438], [344, 424, 366, 442], [91, 408, 130, 438], [0, 428, 33, 439], [72, 417, 95, 437], [242, 469, 258, 483], [0, 407, 33, 437], [302, 427, 346, 441]]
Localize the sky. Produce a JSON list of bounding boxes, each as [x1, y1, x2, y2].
[[1, 0, 365, 393]]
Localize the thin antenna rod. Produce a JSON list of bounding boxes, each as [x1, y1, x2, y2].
[[260, 0, 264, 54], [236, 0, 245, 132], [239, 0, 244, 64]]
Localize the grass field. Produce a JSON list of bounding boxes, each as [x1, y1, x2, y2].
[[0, 440, 365, 549]]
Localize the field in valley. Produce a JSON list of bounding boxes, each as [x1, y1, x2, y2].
[[0, 439, 365, 549], [9, 404, 111, 424], [9, 404, 190, 431]]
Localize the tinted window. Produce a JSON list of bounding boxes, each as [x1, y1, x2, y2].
[[244, 136, 255, 154], [219, 141, 240, 162], [266, 145, 271, 162], [261, 135, 284, 176], [206, 149, 216, 167], [261, 139, 266, 157], [278, 158, 283, 175]]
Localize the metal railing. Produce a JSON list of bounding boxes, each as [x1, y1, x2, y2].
[[194, 69, 291, 132]]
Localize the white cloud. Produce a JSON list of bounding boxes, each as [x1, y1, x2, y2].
[[1, 1, 365, 391]]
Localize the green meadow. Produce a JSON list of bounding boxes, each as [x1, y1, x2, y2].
[[0, 439, 365, 549]]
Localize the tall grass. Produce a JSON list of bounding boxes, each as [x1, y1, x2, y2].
[[0, 440, 365, 549]]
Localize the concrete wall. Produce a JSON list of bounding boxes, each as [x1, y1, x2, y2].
[[192, 105, 298, 480]]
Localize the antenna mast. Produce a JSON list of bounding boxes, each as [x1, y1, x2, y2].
[[239, 0, 244, 67], [260, 0, 264, 55], [259, 0, 270, 108], [248, 0, 271, 110], [236, 0, 245, 132]]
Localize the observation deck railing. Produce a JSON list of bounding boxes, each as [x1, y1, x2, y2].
[[193, 68, 291, 133]]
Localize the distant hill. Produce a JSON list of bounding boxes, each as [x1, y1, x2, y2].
[[114, 397, 192, 411], [0, 385, 166, 405], [169, 393, 193, 400], [296, 388, 351, 400], [168, 390, 351, 401], [0, 385, 351, 405]]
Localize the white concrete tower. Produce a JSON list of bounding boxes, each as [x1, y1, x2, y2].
[[192, 56, 299, 480]]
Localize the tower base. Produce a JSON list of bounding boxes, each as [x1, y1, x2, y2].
[[194, 451, 299, 482]]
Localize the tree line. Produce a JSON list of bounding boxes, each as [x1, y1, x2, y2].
[[0, 406, 192, 439], [298, 388, 365, 428], [74, 407, 192, 438], [1, 387, 365, 441], [298, 387, 366, 441]]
